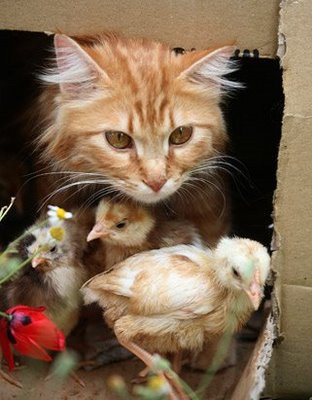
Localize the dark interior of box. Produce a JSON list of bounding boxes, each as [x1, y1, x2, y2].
[[0, 30, 284, 397], [1, 30, 283, 247]]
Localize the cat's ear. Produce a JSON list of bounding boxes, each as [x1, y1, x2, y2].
[[42, 34, 109, 97], [177, 47, 240, 93]]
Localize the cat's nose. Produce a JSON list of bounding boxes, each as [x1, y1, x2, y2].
[[143, 178, 167, 192]]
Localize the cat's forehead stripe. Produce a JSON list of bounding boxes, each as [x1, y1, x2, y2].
[[134, 100, 144, 125], [127, 110, 133, 133]]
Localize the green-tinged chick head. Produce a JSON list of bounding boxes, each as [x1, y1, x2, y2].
[[214, 237, 271, 309]]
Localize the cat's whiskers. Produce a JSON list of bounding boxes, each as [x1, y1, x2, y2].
[[39, 177, 114, 210], [80, 186, 120, 211], [186, 175, 226, 201], [191, 155, 257, 206], [181, 181, 215, 210], [179, 184, 200, 205], [182, 175, 227, 217], [193, 155, 252, 185]]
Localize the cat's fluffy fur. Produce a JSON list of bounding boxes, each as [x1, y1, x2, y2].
[[37, 33, 238, 245]]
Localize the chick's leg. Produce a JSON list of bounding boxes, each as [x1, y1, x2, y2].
[[116, 336, 187, 400], [172, 352, 183, 374]]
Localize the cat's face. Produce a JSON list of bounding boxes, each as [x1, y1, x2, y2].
[[40, 34, 237, 204]]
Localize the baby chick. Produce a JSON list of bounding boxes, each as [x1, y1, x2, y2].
[[87, 198, 202, 268], [82, 237, 270, 378], [1, 218, 90, 336]]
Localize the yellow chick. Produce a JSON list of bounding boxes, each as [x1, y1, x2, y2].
[[81, 237, 270, 377], [86, 198, 202, 269]]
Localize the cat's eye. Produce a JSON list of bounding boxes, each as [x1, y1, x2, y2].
[[169, 126, 193, 145], [105, 131, 132, 149], [115, 220, 128, 229]]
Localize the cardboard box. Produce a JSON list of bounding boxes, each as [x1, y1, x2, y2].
[[232, 1, 312, 397], [265, 0, 312, 397], [0, 0, 279, 55], [1, 0, 312, 398]]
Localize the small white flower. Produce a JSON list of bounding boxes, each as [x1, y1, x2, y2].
[[47, 205, 73, 224]]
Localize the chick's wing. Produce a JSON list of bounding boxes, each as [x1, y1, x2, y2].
[[128, 253, 219, 319], [113, 246, 218, 319], [84, 245, 219, 320]]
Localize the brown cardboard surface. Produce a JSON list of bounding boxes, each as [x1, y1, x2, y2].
[[231, 315, 275, 400], [0, 0, 279, 54], [267, 0, 312, 396], [267, 286, 312, 397]]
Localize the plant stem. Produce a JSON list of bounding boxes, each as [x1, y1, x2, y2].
[[0, 311, 12, 320], [0, 197, 15, 222], [0, 255, 34, 285], [195, 331, 232, 398], [0, 219, 47, 261], [168, 370, 200, 400]]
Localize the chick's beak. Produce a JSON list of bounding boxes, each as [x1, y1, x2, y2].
[[87, 223, 110, 242], [244, 268, 262, 310], [32, 257, 49, 269]]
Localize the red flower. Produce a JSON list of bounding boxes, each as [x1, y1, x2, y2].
[[0, 305, 65, 370]]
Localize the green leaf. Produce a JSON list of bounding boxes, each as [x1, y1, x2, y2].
[[50, 350, 79, 381], [0, 257, 22, 283]]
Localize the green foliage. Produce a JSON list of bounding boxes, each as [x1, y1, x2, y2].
[[0, 199, 49, 286], [49, 350, 79, 382], [109, 333, 233, 400], [0, 257, 21, 282]]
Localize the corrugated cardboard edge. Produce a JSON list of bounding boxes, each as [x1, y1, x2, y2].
[[265, 0, 312, 397], [230, 314, 276, 400], [0, 0, 279, 55]]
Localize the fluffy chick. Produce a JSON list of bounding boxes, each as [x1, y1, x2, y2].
[[82, 237, 270, 374], [1, 217, 90, 336], [87, 198, 202, 268]]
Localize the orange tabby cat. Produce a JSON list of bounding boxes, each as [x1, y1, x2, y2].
[[37, 33, 238, 245]]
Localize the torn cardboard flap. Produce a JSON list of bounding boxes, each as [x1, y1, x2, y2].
[[275, 117, 312, 288], [0, 0, 280, 55], [231, 315, 275, 400], [279, 0, 312, 116], [266, 0, 312, 397], [266, 285, 312, 397]]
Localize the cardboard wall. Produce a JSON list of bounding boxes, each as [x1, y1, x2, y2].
[[0, 0, 279, 55], [266, 0, 312, 397]]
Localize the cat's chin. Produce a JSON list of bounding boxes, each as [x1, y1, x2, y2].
[[128, 190, 172, 204], [125, 182, 179, 204]]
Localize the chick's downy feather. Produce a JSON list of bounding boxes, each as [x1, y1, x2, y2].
[[87, 198, 202, 270], [1, 211, 95, 335], [82, 238, 270, 354]]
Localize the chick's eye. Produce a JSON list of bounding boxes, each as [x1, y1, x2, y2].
[[169, 126, 193, 145], [232, 267, 241, 279], [105, 131, 132, 149], [50, 245, 57, 253], [115, 221, 127, 229]]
